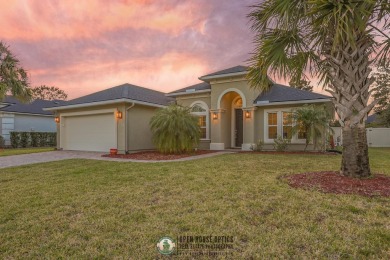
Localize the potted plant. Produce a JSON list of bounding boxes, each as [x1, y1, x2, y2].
[[110, 148, 118, 155]]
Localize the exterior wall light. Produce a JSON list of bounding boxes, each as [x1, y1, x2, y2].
[[212, 113, 218, 120], [116, 110, 123, 119], [245, 111, 251, 118], [54, 116, 60, 123]]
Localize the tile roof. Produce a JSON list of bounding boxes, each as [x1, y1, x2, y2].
[[47, 83, 175, 108], [255, 84, 331, 104], [168, 82, 211, 94], [0, 96, 63, 115], [200, 65, 248, 78]]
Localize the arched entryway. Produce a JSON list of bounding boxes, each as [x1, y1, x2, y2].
[[216, 89, 246, 148]]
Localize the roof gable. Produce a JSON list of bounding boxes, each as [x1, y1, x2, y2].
[[200, 65, 248, 79], [48, 83, 174, 108]]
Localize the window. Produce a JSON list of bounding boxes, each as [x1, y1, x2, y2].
[[268, 113, 278, 139], [282, 112, 293, 139], [264, 109, 306, 144], [191, 102, 209, 139], [198, 116, 207, 139]]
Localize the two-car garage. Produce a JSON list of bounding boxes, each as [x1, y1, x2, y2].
[[61, 111, 116, 152]]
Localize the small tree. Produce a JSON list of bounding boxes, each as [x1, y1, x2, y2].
[[289, 78, 313, 92], [31, 85, 68, 100], [372, 65, 390, 114], [150, 104, 200, 154], [290, 105, 333, 151], [0, 41, 31, 102], [379, 106, 390, 127]]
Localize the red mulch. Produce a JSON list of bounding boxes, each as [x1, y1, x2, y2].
[[239, 151, 339, 155], [102, 150, 217, 161], [286, 171, 390, 197]]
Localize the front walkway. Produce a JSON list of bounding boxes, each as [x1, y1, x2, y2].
[[0, 150, 232, 169]]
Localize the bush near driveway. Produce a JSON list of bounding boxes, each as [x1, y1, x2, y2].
[[0, 148, 389, 258], [9, 131, 56, 148]]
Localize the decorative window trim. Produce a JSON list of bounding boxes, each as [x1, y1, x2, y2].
[[263, 108, 306, 144], [190, 101, 209, 140]]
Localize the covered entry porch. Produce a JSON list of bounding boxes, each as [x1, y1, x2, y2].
[[209, 88, 256, 150]]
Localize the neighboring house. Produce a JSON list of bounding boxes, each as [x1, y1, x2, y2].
[[45, 66, 332, 153], [0, 96, 59, 146], [365, 113, 386, 127]]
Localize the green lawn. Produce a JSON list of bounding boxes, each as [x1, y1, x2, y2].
[[0, 147, 54, 156], [0, 149, 389, 258]]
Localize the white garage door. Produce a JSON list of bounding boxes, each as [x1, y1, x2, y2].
[[62, 113, 116, 152]]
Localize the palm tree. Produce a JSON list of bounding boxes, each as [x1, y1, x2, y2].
[[290, 104, 333, 151], [0, 41, 31, 102], [150, 104, 200, 154], [247, 1, 390, 178]]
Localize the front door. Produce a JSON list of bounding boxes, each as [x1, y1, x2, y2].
[[235, 109, 243, 147]]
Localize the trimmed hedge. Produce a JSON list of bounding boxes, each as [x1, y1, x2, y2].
[[0, 135, 5, 148], [9, 132, 56, 148]]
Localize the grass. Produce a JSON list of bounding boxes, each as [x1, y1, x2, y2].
[[0, 148, 389, 258], [0, 147, 54, 157]]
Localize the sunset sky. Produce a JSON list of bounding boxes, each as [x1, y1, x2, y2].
[[1, 0, 263, 99]]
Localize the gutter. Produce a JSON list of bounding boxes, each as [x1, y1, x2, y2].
[[254, 98, 333, 107], [165, 89, 211, 97], [43, 98, 167, 111], [0, 111, 54, 117], [125, 102, 135, 153]]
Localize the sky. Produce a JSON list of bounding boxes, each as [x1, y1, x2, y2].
[[1, 0, 263, 99]]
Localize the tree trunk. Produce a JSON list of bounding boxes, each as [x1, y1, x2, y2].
[[341, 124, 370, 178]]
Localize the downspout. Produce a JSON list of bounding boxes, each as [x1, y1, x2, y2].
[[125, 102, 135, 153]]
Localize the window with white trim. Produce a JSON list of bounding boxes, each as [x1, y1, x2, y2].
[[191, 103, 209, 140], [267, 112, 278, 139], [264, 109, 306, 143], [282, 112, 293, 139]]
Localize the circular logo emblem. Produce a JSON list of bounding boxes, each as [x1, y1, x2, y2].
[[156, 236, 176, 255]]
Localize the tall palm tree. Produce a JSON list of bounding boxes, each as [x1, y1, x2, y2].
[[290, 104, 333, 151], [247, 1, 390, 178], [0, 41, 31, 102], [150, 104, 200, 154]]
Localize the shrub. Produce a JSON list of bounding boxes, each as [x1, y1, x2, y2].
[[20, 132, 29, 148], [48, 133, 56, 147], [251, 139, 264, 152], [273, 135, 290, 152], [38, 132, 48, 147], [30, 132, 39, 147], [10, 132, 21, 148], [150, 104, 200, 154], [0, 135, 5, 148]]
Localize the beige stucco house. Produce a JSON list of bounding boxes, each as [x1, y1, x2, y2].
[[45, 66, 332, 153]]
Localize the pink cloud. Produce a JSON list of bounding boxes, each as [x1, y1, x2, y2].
[[0, 0, 212, 40], [2, 0, 260, 99]]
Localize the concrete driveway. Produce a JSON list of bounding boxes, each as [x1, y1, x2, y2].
[[0, 151, 122, 169]]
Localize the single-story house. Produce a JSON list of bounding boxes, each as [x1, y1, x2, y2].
[[45, 66, 332, 153], [0, 96, 59, 146]]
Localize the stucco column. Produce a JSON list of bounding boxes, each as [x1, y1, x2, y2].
[[210, 109, 225, 150], [242, 107, 257, 151], [116, 104, 127, 154]]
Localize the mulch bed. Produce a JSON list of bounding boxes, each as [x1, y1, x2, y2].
[[102, 150, 217, 161], [239, 151, 339, 155], [286, 171, 390, 197]]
